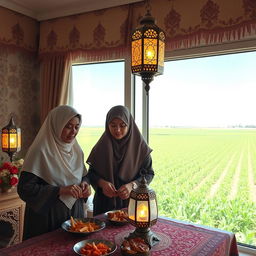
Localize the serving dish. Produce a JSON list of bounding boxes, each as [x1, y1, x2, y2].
[[61, 217, 105, 235], [105, 209, 129, 226], [73, 239, 117, 256], [120, 237, 151, 256]]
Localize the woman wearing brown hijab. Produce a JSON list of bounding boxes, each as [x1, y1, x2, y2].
[[86, 105, 154, 216]]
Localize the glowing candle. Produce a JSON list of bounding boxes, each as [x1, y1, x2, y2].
[[146, 49, 154, 59], [10, 134, 17, 148], [137, 204, 148, 222]]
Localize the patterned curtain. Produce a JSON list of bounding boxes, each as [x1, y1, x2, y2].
[[39, 4, 133, 61], [40, 54, 72, 122], [38, 0, 256, 59]]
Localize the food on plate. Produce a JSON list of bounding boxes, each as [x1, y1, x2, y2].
[[121, 237, 150, 254], [107, 210, 128, 222], [80, 241, 112, 255], [69, 216, 100, 232]]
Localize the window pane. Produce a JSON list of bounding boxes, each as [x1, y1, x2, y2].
[[72, 61, 124, 160], [147, 52, 256, 246]]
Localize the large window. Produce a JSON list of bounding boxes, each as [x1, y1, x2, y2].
[[72, 51, 256, 248], [136, 51, 256, 246]]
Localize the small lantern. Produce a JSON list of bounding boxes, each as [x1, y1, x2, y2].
[[131, 1, 165, 94], [1, 117, 21, 162], [127, 171, 160, 246]]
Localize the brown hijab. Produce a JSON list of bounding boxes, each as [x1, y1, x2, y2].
[[86, 105, 152, 183]]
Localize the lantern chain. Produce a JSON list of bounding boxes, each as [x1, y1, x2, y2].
[[145, 0, 152, 14]]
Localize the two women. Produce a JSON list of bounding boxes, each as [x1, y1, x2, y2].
[[18, 105, 91, 240], [86, 105, 154, 216], [18, 104, 154, 239]]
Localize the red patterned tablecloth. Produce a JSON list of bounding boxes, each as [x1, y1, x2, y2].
[[0, 217, 238, 256]]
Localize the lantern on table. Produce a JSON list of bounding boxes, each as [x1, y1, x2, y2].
[[127, 171, 160, 247], [1, 117, 21, 162]]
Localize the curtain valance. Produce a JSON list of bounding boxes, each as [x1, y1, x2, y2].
[[39, 5, 132, 61], [38, 0, 256, 60]]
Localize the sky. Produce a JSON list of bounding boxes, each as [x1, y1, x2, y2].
[[72, 62, 124, 127], [72, 51, 256, 128]]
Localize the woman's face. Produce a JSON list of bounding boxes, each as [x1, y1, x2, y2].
[[61, 116, 80, 143], [108, 118, 128, 140]]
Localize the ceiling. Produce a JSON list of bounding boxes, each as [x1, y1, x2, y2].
[[0, 0, 143, 21]]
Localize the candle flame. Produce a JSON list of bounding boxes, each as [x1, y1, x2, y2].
[[138, 204, 148, 221]]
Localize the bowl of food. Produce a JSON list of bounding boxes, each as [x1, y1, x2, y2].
[[61, 216, 105, 235], [105, 210, 129, 226], [73, 239, 117, 255], [120, 237, 151, 256]]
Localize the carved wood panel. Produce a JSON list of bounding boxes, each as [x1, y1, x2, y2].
[[0, 188, 25, 248]]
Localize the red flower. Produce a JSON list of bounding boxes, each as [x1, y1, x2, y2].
[[2, 162, 12, 170], [0, 179, 2, 185], [10, 166, 19, 174], [10, 176, 18, 186]]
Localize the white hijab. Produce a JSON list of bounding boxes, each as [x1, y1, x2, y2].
[[22, 105, 87, 209]]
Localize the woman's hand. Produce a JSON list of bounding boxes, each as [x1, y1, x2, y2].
[[98, 179, 117, 198], [59, 184, 83, 199], [117, 182, 134, 200], [80, 181, 91, 198]]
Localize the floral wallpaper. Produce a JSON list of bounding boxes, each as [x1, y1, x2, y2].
[[0, 6, 40, 162]]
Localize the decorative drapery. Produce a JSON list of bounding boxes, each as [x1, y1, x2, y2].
[[38, 0, 256, 59], [142, 0, 256, 50], [40, 54, 72, 122], [39, 4, 133, 61]]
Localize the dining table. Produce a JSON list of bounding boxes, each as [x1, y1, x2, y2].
[[0, 214, 239, 256]]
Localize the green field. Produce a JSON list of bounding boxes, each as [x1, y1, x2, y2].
[[77, 127, 256, 245]]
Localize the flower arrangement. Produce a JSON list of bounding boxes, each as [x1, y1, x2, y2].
[[0, 159, 24, 192]]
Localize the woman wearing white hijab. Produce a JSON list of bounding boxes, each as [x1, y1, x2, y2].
[[86, 105, 154, 216], [18, 105, 91, 240]]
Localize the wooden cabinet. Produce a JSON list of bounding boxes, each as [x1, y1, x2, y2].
[[0, 188, 25, 248]]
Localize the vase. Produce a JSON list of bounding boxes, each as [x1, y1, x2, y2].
[[0, 186, 13, 193]]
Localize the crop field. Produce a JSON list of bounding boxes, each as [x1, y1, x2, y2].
[[77, 127, 256, 245]]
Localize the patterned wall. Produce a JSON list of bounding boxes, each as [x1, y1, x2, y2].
[[0, 7, 39, 161]]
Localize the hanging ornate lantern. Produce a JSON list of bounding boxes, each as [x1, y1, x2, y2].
[[127, 172, 160, 246], [1, 117, 21, 162], [131, 0, 165, 94]]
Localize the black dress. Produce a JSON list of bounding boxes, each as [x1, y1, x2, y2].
[[17, 171, 87, 240], [86, 154, 154, 216]]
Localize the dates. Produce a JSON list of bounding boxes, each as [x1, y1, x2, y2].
[[107, 210, 128, 222], [121, 237, 150, 255]]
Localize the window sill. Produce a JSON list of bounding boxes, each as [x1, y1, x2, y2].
[[238, 245, 256, 256]]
